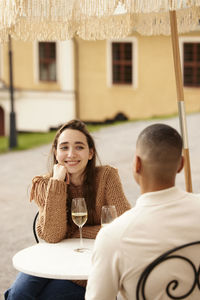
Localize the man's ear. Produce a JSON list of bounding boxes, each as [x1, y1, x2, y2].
[[135, 155, 142, 173], [177, 156, 184, 173]]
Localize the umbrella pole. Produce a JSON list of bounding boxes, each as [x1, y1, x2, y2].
[[169, 10, 192, 193]]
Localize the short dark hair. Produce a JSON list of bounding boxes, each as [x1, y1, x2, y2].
[[137, 123, 183, 163]]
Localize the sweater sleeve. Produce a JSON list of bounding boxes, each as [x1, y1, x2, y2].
[[30, 176, 67, 243], [104, 167, 131, 216], [70, 167, 131, 239]]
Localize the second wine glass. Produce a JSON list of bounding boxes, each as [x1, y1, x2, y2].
[[71, 198, 88, 252], [101, 205, 117, 228]]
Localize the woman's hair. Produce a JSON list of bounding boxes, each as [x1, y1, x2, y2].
[[48, 119, 98, 220]]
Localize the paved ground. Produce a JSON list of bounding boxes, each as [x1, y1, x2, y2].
[[1, 113, 200, 299]]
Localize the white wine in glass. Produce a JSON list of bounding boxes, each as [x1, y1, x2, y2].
[[101, 205, 117, 228], [71, 198, 88, 252]]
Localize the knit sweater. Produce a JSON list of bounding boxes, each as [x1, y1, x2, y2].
[[30, 165, 131, 287]]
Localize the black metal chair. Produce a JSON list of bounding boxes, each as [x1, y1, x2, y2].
[[136, 241, 200, 300], [33, 211, 39, 243]]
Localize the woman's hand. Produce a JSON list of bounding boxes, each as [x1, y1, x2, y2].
[[53, 164, 70, 184]]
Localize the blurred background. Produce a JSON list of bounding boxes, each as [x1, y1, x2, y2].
[[1, 5, 200, 299]]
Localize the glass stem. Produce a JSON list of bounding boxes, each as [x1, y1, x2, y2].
[[79, 226, 83, 249]]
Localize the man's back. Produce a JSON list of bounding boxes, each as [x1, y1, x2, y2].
[[86, 124, 200, 300], [86, 187, 200, 299]]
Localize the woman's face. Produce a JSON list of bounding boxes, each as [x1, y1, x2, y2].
[[55, 129, 93, 178]]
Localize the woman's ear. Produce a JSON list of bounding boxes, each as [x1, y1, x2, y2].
[[54, 150, 58, 163], [89, 148, 94, 160]]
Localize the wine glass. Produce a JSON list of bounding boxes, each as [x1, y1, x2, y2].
[[101, 205, 117, 228], [71, 198, 88, 252]]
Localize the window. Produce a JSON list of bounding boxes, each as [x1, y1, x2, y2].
[[112, 42, 132, 84], [107, 38, 137, 88], [183, 42, 200, 87], [39, 42, 57, 81]]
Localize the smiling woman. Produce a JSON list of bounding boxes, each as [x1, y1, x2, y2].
[[5, 119, 131, 300], [55, 129, 93, 186]]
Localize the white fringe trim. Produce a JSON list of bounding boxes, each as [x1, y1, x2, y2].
[[0, 1, 200, 41]]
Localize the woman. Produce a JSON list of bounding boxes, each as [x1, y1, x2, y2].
[[5, 119, 131, 300]]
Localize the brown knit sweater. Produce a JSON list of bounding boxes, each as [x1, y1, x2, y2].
[[30, 165, 131, 287]]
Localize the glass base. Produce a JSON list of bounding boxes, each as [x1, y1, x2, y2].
[[74, 247, 90, 253]]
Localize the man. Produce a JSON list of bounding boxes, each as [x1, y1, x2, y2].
[[85, 123, 200, 300]]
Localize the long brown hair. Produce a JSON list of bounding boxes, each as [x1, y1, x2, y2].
[[48, 119, 98, 219]]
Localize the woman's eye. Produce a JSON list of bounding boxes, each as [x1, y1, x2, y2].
[[60, 146, 68, 150], [76, 146, 84, 150]]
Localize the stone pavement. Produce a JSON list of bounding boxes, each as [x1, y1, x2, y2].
[[1, 113, 200, 299]]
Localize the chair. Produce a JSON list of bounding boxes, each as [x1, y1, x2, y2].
[[33, 211, 39, 243], [136, 241, 200, 300]]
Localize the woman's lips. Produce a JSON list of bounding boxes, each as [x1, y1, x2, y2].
[[65, 161, 80, 166]]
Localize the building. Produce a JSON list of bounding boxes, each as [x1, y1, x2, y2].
[[0, 31, 200, 135], [76, 31, 200, 122], [0, 40, 75, 135]]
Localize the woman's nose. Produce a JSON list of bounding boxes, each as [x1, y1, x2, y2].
[[68, 147, 75, 157]]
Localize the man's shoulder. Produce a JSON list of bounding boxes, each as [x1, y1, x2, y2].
[[181, 189, 200, 202], [188, 192, 200, 199], [97, 209, 134, 242]]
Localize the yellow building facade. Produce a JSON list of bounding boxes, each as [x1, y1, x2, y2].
[[76, 31, 200, 122], [2, 41, 60, 91], [0, 40, 75, 135], [0, 31, 200, 135]]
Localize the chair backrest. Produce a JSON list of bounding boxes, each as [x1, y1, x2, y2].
[[136, 241, 200, 300], [33, 211, 39, 243]]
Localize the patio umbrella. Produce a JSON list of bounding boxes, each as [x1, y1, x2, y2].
[[1, 0, 200, 192]]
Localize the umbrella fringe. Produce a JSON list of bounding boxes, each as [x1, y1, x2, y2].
[[0, 1, 200, 41]]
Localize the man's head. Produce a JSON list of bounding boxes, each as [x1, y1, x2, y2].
[[133, 123, 183, 192]]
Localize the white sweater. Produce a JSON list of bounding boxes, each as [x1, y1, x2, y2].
[[85, 187, 200, 300]]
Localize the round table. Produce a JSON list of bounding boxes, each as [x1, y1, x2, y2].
[[12, 239, 94, 280]]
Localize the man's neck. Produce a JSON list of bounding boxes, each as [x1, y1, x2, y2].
[[140, 181, 175, 194]]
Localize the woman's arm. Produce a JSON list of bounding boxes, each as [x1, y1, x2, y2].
[[105, 167, 131, 216], [30, 176, 67, 243], [70, 225, 100, 239], [70, 167, 131, 239]]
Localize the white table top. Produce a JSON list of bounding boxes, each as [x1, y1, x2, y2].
[[12, 239, 94, 280]]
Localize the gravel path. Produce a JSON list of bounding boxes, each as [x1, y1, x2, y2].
[[1, 113, 200, 298]]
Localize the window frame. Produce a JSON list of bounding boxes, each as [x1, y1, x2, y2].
[[107, 37, 138, 89], [179, 36, 200, 88], [0, 44, 3, 82], [34, 41, 58, 83], [38, 42, 57, 82]]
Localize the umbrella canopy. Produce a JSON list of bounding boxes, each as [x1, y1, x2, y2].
[[1, 0, 200, 192], [0, 1, 200, 41]]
